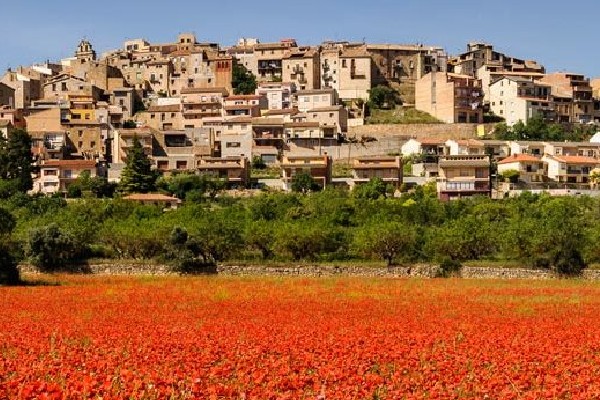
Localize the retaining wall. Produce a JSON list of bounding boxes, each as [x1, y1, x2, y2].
[[17, 263, 600, 280]]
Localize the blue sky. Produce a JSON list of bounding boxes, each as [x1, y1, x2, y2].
[[1, 0, 598, 77]]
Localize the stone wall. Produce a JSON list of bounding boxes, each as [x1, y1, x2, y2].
[[348, 123, 495, 140], [18, 263, 600, 280]]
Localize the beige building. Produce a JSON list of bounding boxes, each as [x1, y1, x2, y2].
[[540, 73, 593, 123], [281, 154, 332, 191], [196, 156, 250, 188], [352, 156, 403, 188], [219, 116, 253, 158], [0, 82, 15, 107], [144, 104, 183, 130], [223, 95, 265, 117], [34, 159, 97, 195], [296, 89, 337, 112], [488, 76, 554, 125], [366, 44, 447, 104], [437, 155, 491, 200], [256, 81, 295, 110], [1, 70, 33, 109], [254, 39, 297, 82], [542, 155, 599, 184], [448, 42, 544, 79], [304, 105, 348, 133], [180, 87, 228, 128], [282, 47, 320, 90], [415, 72, 483, 123], [497, 154, 545, 183]]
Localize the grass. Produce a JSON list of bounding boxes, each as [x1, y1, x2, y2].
[[250, 166, 281, 179], [332, 162, 353, 178], [366, 107, 442, 125]]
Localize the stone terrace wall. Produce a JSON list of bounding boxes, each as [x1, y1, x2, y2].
[[18, 263, 600, 280], [348, 123, 496, 140]]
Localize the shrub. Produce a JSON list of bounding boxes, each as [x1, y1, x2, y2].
[[437, 257, 463, 278], [27, 224, 78, 271]]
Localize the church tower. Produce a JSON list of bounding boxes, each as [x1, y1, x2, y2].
[[75, 39, 97, 62]]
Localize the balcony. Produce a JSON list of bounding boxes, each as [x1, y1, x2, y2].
[[292, 66, 304, 74]]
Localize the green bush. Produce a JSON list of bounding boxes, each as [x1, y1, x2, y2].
[[27, 224, 78, 271], [437, 257, 462, 278]]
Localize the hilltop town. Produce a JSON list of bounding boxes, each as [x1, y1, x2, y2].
[[1, 34, 600, 200]]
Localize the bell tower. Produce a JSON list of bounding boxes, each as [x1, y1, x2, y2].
[[75, 39, 97, 62]]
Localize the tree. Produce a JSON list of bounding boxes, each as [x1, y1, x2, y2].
[[368, 85, 401, 109], [27, 224, 78, 272], [0, 129, 33, 194], [232, 64, 257, 95], [118, 136, 157, 194], [0, 207, 19, 285], [353, 177, 391, 200], [354, 221, 417, 266], [291, 172, 321, 194], [157, 173, 226, 202], [244, 220, 275, 260], [501, 169, 520, 184]]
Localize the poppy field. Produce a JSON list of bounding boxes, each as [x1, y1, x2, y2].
[[2, 276, 600, 399]]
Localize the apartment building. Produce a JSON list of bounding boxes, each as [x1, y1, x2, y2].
[[0, 70, 34, 109], [254, 39, 297, 82], [144, 104, 183, 130], [542, 155, 600, 184], [543, 142, 600, 158], [415, 72, 483, 123], [0, 82, 15, 107], [352, 156, 403, 188], [34, 159, 97, 194], [112, 127, 154, 164], [282, 48, 320, 90], [448, 42, 544, 79], [488, 76, 554, 125], [319, 41, 371, 101], [180, 87, 228, 128], [303, 105, 348, 133], [296, 89, 337, 112], [256, 81, 295, 110], [196, 156, 250, 188], [436, 155, 491, 200], [151, 128, 214, 174], [508, 141, 546, 156], [540, 73, 593, 123], [497, 154, 545, 183], [0, 105, 25, 128], [280, 154, 332, 191], [219, 116, 253, 158], [366, 44, 447, 104], [223, 95, 265, 117]]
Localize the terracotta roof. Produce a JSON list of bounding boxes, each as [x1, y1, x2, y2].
[[417, 138, 446, 145], [554, 156, 600, 165], [498, 154, 542, 164], [42, 160, 97, 168], [148, 104, 181, 112], [123, 193, 182, 202]]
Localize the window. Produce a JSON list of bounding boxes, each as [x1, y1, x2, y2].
[[329, 113, 334, 118], [44, 169, 57, 176], [226, 142, 241, 148], [176, 161, 187, 170], [342, 59, 347, 68], [78, 131, 83, 138], [61, 82, 67, 91], [90, 141, 96, 148]]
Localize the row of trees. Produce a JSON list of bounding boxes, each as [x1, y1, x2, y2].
[[493, 116, 595, 142], [2, 185, 597, 283]]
